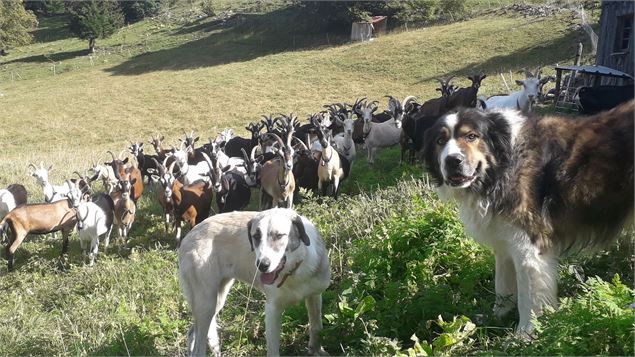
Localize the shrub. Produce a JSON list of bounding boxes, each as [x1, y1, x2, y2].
[[500, 275, 634, 355], [120, 0, 168, 24], [201, 0, 215, 17]]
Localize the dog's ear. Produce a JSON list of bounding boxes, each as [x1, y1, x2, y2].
[[292, 215, 310, 246], [247, 218, 255, 251]]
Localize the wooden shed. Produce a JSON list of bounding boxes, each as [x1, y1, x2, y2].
[[596, 1, 634, 79]]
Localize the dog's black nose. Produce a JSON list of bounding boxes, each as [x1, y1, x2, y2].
[[445, 154, 464, 168], [257, 258, 270, 272]]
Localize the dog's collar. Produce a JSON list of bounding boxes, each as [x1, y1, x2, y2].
[[276, 259, 303, 288]]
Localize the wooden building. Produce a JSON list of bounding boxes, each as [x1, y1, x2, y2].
[[596, 1, 634, 78]]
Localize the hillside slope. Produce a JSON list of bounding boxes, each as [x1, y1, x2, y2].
[[0, 9, 591, 191]]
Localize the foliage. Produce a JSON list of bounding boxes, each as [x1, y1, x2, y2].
[[499, 275, 635, 356], [65, 0, 124, 52], [120, 0, 168, 24], [402, 316, 477, 357], [0, 0, 38, 53], [389, 0, 468, 25], [24, 0, 65, 15], [201, 0, 216, 17]]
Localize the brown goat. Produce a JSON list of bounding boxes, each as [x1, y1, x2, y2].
[[0, 199, 77, 271], [106, 150, 144, 203]]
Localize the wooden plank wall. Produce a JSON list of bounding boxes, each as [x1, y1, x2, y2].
[[596, 1, 634, 82]]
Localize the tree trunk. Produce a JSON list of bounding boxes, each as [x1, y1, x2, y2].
[[88, 38, 96, 53]]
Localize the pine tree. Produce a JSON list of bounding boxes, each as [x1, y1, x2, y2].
[[66, 0, 124, 53], [0, 0, 38, 56]]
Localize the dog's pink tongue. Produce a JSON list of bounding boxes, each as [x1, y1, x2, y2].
[[260, 271, 276, 285]]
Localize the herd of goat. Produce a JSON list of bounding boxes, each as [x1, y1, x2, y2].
[[0, 68, 553, 270]]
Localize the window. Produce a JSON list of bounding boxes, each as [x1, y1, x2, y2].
[[614, 14, 633, 52]]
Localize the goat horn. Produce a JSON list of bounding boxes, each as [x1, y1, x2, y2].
[[106, 151, 116, 162], [262, 132, 285, 150], [445, 75, 456, 84], [118, 149, 126, 160], [250, 145, 258, 161], [28, 163, 37, 171], [241, 148, 250, 164], [73, 171, 83, 179], [201, 152, 215, 173], [291, 136, 309, 151], [401, 95, 418, 110], [167, 160, 177, 175], [151, 158, 165, 176]]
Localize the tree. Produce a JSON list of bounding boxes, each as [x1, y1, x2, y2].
[[120, 0, 166, 24], [66, 0, 123, 53], [0, 0, 38, 55]]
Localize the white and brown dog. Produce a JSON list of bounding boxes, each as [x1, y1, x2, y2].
[[178, 208, 330, 356], [421, 100, 634, 333]]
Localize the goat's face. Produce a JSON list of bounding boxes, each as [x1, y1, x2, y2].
[[150, 136, 164, 153], [31, 168, 49, 185], [247, 209, 310, 284], [129, 142, 144, 157], [66, 186, 82, 208], [360, 102, 378, 122], [362, 116, 373, 137], [516, 78, 541, 104], [173, 150, 188, 166], [163, 175, 176, 202], [278, 147, 294, 172], [343, 119, 355, 136], [119, 179, 134, 199]]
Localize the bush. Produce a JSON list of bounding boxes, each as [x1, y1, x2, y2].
[[120, 0, 168, 24], [500, 275, 634, 355], [299, 179, 494, 355], [201, 0, 215, 17]]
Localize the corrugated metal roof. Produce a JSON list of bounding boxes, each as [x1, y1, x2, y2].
[[554, 64, 634, 79]]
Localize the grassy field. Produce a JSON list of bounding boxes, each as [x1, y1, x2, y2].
[[1, 1, 632, 356]]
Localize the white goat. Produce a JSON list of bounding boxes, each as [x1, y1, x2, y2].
[[0, 190, 18, 219], [206, 139, 246, 175], [66, 183, 113, 266], [485, 69, 545, 113], [333, 113, 356, 162], [90, 161, 118, 193], [28, 162, 70, 203], [172, 147, 211, 185], [362, 101, 403, 165]]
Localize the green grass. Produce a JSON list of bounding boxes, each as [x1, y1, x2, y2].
[[1, 2, 630, 356]]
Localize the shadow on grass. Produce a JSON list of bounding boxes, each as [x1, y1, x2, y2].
[[105, 9, 348, 76], [32, 15, 74, 43], [1, 49, 88, 65], [415, 24, 592, 83]]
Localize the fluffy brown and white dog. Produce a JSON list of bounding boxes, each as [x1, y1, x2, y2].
[[421, 100, 634, 333]]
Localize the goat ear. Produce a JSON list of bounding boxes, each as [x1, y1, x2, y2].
[[139, 143, 144, 148], [48, 164, 53, 172], [515, 79, 524, 86], [130, 178, 137, 185], [160, 135, 165, 140], [150, 174, 159, 183], [247, 219, 255, 251], [194, 137, 200, 143], [292, 215, 310, 246], [123, 157, 129, 164], [147, 168, 157, 174], [222, 165, 231, 172], [481, 74, 487, 80]]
